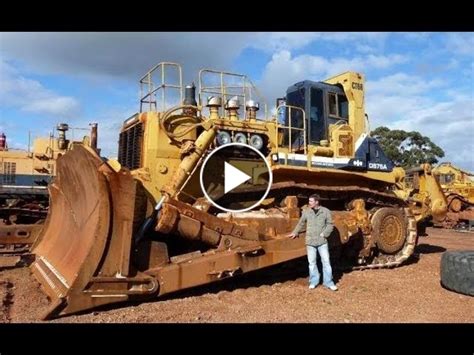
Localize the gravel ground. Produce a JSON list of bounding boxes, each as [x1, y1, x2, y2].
[[1, 227, 473, 323]]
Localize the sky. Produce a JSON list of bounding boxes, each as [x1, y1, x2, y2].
[[1, 32, 473, 171]]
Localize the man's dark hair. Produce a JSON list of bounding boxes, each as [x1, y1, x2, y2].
[[309, 194, 320, 201]]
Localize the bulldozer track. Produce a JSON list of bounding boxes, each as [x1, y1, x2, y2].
[[222, 182, 417, 269], [222, 181, 406, 208], [0, 222, 43, 266], [442, 194, 474, 230], [278, 185, 417, 270], [0, 202, 46, 263], [0, 206, 48, 224], [352, 208, 417, 270], [447, 193, 472, 207]]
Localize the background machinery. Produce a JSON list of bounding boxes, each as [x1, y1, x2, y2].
[[31, 62, 444, 318], [433, 162, 474, 230]]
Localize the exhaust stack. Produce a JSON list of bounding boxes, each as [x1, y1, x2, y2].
[[245, 100, 259, 122], [56, 123, 69, 150], [89, 123, 98, 151]]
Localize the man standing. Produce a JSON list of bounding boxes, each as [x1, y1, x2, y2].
[[289, 194, 338, 291]]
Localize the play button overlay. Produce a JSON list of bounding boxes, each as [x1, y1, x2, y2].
[[224, 162, 251, 194], [200, 142, 273, 213]]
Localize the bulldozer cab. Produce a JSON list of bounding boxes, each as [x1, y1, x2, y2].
[[275, 72, 395, 175], [433, 162, 474, 185], [280, 72, 365, 152], [283, 80, 349, 146]]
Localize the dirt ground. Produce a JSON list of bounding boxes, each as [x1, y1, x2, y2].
[[0, 227, 473, 323]]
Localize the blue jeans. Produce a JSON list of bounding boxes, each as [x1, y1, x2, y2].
[[306, 243, 335, 287]]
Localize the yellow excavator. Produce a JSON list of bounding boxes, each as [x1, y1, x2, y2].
[[31, 62, 446, 319], [432, 162, 474, 230]]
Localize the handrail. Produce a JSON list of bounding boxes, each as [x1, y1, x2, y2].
[[198, 69, 268, 119], [139, 62, 183, 112], [275, 105, 306, 154]]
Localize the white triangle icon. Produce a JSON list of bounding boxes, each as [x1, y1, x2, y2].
[[224, 161, 252, 194]]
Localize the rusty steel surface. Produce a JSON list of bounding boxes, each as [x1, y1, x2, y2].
[[31, 144, 158, 319], [0, 223, 43, 269], [441, 195, 474, 229], [31, 144, 113, 317], [371, 208, 406, 254], [443, 210, 474, 229], [0, 205, 48, 224], [447, 195, 463, 213], [0, 224, 43, 252], [32, 145, 110, 288]]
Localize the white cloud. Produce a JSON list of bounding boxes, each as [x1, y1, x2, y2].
[[365, 54, 408, 69], [445, 33, 474, 56], [22, 97, 79, 117], [366, 74, 474, 171], [247, 32, 389, 53], [355, 44, 376, 54], [0, 32, 393, 83], [251, 33, 322, 52], [71, 105, 137, 158], [249, 32, 389, 53], [0, 60, 81, 118], [367, 73, 444, 96], [258, 50, 409, 109], [0, 32, 253, 83]]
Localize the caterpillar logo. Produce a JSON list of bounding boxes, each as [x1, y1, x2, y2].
[[352, 82, 363, 90]]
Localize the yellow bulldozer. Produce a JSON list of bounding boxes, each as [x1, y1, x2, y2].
[[0, 123, 98, 267], [31, 62, 446, 319], [432, 162, 474, 230]]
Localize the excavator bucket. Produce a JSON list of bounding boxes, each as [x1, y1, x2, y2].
[[31, 144, 158, 319]]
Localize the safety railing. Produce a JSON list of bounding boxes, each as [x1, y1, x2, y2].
[[139, 62, 183, 113], [198, 69, 268, 119], [275, 105, 306, 154]]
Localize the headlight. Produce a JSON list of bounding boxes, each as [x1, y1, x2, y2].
[[249, 134, 263, 150], [216, 131, 231, 146], [233, 132, 247, 144]]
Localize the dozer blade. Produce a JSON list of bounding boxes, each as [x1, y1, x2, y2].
[[31, 144, 158, 319]]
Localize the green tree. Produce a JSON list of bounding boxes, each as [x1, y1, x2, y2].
[[371, 126, 445, 168]]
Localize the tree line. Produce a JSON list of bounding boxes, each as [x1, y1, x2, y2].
[[370, 126, 445, 169]]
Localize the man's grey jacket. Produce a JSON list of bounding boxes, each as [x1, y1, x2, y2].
[[292, 206, 334, 246]]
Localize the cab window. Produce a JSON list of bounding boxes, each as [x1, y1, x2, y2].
[[328, 92, 349, 120]]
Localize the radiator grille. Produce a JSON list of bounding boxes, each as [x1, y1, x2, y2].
[[118, 122, 143, 170]]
